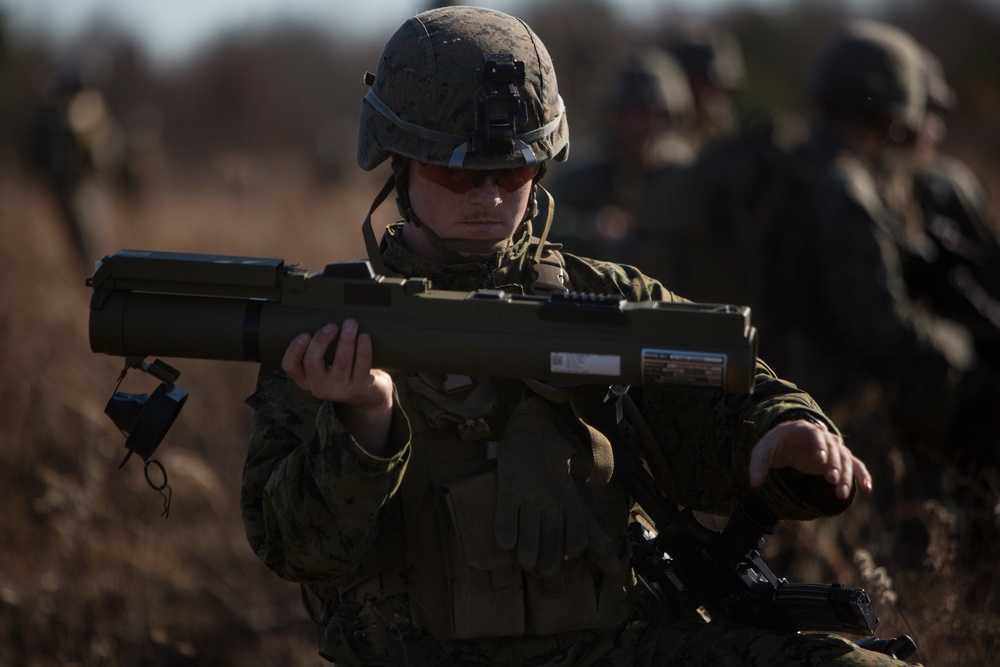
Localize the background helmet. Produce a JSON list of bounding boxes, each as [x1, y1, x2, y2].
[[357, 6, 569, 171], [606, 47, 694, 122], [663, 22, 745, 93], [920, 46, 955, 113], [804, 20, 927, 133]]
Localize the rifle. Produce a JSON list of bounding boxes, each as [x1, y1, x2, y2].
[[575, 388, 889, 639]]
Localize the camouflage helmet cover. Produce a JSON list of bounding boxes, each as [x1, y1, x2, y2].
[[357, 6, 569, 171], [804, 20, 927, 132]]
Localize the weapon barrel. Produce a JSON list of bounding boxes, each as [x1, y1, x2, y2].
[[89, 250, 758, 392]]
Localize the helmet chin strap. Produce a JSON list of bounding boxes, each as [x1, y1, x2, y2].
[[361, 168, 516, 272], [362, 171, 555, 278], [361, 173, 398, 276]]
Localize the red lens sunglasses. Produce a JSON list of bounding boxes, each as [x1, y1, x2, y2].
[[418, 162, 540, 194]]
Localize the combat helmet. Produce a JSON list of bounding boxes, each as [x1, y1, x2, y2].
[[663, 22, 745, 93], [606, 47, 694, 122], [804, 20, 927, 134], [920, 47, 955, 114], [358, 6, 569, 171]]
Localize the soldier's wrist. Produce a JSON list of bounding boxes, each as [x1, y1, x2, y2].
[[768, 409, 830, 433]]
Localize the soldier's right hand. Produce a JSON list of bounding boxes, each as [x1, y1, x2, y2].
[[282, 319, 395, 456]]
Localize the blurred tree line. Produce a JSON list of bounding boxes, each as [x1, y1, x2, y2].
[[1, 0, 998, 199]]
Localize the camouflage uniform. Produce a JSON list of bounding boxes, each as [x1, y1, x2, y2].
[[908, 46, 1000, 366], [242, 221, 915, 667], [766, 123, 968, 450], [241, 8, 917, 666], [912, 155, 1000, 363]]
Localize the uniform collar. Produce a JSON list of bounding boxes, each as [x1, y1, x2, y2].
[[381, 221, 534, 292]]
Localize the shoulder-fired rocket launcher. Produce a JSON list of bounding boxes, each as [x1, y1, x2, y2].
[[88, 249, 758, 393]]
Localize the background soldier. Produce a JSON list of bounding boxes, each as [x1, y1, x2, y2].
[[547, 46, 695, 268], [241, 7, 917, 666], [906, 46, 1000, 367], [662, 21, 746, 153], [26, 59, 123, 267], [760, 20, 1000, 526]]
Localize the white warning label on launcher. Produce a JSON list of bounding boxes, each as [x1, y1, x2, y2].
[[642, 349, 726, 388], [551, 352, 622, 377]]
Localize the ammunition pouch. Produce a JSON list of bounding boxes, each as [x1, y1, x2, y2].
[[433, 468, 631, 639]]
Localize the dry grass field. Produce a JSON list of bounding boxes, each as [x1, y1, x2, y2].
[[0, 162, 997, 666]]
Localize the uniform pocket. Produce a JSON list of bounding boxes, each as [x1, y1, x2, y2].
[[438, 470, 525, 638], [406, 373, 498, 430]]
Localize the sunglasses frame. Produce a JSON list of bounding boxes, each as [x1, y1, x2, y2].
[[417, 162, 540, 194]]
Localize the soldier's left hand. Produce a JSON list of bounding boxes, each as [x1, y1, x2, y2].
[[748, 419, 873, 500]]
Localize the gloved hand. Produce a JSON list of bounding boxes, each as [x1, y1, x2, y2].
[[495, 395, 620, 576]]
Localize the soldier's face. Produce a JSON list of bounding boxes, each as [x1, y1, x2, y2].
[[406, 159, 533, 252]]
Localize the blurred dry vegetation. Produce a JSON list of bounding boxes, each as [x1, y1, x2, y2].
[[0, 0, 998, 665]]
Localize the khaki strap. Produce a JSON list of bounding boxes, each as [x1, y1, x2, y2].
[[526, 185, 570, 295], [522, 380, 614, 487], [571, 414, 616, 486], [522, 378, 573, 405], [361, 174, 399, 277], [531, 185, 557, 264], [522, 380, 679, 504]]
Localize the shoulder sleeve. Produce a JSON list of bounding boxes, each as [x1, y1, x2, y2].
[[814, 158, 974, 375], [561, 253, 682, 302], [241, 365, 409, 585], [635, 352, 852, 521], [564, 252, 848, 519]]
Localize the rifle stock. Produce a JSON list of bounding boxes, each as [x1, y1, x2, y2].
[[88, 249, 758, 392]]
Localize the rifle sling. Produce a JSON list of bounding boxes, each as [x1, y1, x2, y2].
[[522, 380, 679, 505]]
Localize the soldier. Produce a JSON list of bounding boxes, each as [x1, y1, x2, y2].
[[546, 46, 696, 268], [241, 7, 917, 666], [624, 21, 805, 306], [662, 21, 746, 153], [907, 46, 1000, 365], [26, 60, 122, 267], [761, 21, 999, 508]]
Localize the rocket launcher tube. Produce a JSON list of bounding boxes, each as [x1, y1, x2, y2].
[[88, 249, 758, 393]]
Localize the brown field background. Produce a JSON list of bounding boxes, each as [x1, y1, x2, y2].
[[2, 0, 1000, 665], [1, 155, 998, 667], [0, 165, 388, 666]]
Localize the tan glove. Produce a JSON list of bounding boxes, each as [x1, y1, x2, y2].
[[494, 394, 620, 576]]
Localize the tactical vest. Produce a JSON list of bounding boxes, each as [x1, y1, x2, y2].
[[341, 373, 632, 640], [337, 247, 634, 640]]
